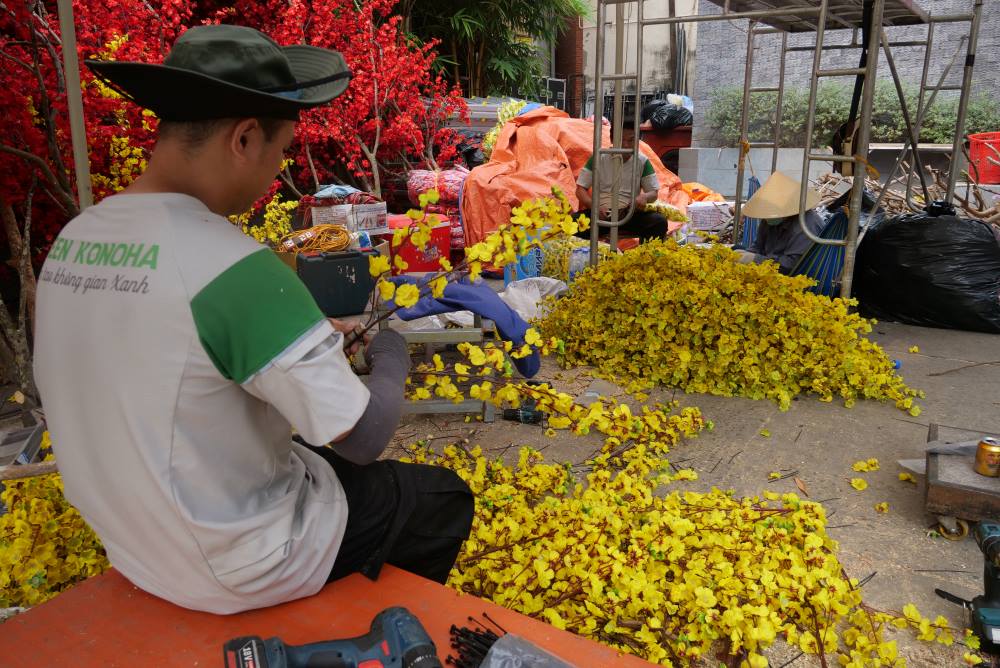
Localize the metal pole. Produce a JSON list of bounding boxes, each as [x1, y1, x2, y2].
[[732, 21, 757, 244], [610, 2, 626, 251], [57, 0, 93, 210], [872, 36, 967, 217], [643, 6, 823, 26], [795, 0, 831, 247], [840, 0, 885, 299], [590, 1, 605, 264], [905, 20, 935, 208], [880, 29, 930, 203], [945, 0, 983, 203], [772, 31, 788, 174]]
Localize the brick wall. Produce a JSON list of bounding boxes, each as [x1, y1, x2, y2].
[[555, 17, 585, 117], [692, 0, 1000, 146]]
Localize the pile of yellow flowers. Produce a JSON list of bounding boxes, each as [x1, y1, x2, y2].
[[404, 393, 977, 666], [541, 241, 922, 413], [644, 200, 690, 223], [0, 435, 109, 607]]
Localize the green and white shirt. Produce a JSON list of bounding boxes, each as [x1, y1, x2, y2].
[[577, 153, 659, 211], [34, 193, 369, 614]]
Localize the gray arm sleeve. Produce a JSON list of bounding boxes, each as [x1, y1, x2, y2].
[[771, 210, 823, 274], [331, 329, 410, 465], [747, 222, 766, 255]]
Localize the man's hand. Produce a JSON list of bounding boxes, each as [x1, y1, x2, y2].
[[328, 318, 370, 356]]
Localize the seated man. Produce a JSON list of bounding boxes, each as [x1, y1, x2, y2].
[[734, 171, 824, 274], [33, 25, 473, 615], [575, 126, 668, 242]]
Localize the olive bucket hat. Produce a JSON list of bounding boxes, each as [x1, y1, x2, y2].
[[85, 25, 352, 121]]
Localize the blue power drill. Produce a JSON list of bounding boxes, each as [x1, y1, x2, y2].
[[972, 523, 1000, 653], [223, 607, 442, 668], [937, 522, 1000, 655]]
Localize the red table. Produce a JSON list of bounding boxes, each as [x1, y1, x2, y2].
[[0, 566, 654, 667]]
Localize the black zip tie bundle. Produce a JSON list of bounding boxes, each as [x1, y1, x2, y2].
[[446, 614, 507, 667]]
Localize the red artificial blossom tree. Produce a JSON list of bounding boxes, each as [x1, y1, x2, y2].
[[216, 0, 467, 197], [0, 0, 466, 395]]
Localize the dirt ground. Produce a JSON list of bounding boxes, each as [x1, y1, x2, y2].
[[386, 320, 1000, 667]]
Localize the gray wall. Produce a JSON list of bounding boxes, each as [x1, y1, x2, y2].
[[692, 0, 1000, 147], [581, 0, 700, 103]]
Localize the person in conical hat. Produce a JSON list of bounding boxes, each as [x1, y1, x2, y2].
[[733, 171, 824, 274], [33, 25, 474, 614]]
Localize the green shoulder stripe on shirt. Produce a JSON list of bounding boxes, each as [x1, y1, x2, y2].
[[191, 249, 324, 384]]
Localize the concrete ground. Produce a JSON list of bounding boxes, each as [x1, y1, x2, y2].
[[387, 320, 1000, 666]]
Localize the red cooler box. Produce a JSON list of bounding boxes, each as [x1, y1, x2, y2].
[[387, 213, 451, 274]]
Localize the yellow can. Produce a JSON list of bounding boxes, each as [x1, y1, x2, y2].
[[974, 438, 1000, 477]]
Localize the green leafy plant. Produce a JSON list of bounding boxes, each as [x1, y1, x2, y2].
[[706, 82, 1000, 148], [401, 0, 589, 97]]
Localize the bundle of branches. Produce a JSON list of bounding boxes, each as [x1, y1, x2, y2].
[[811, 150, 1000, 232]]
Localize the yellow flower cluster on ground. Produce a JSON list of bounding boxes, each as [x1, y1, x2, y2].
[[853, 458, 880, 472], [402, 392, 974, 666], [0, 434, 109, 607], [541, 241, 922, 413]]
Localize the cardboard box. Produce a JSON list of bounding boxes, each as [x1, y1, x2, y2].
[[310, 202, 389, 236], [687, 201, 733, 231], [273, 249, 298, 271], [350, 202, 389, 236], [310, 204, 352, 227]]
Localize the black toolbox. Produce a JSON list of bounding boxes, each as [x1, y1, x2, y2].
[[296, 249, 376, 317]]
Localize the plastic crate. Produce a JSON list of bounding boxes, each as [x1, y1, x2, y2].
[[969, 132, 1000, 184]]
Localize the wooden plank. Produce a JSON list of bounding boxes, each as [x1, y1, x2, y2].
[[0, 461, 58, 481], [0, 566, 654, 668]]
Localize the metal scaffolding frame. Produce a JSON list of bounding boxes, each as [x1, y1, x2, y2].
[[589, 0, 984, 299]]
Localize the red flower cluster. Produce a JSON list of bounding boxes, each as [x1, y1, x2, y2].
[[219, 0, 467, 195]]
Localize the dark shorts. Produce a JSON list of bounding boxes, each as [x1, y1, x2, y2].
[[574, 209, 668, 242], [304, 445, 474, 585]]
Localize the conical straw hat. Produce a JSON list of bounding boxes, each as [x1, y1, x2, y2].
[[742, 171, 821, 219]]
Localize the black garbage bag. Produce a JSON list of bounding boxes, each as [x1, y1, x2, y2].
[[640, 100, 692, 131], [460, 143, 486, 169], [854, 213, 1000, 333]]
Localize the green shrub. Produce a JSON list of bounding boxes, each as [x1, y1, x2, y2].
[[705, 82, 1000, 147]]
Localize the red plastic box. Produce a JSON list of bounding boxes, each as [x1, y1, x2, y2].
[[387, 214, 451, 274]]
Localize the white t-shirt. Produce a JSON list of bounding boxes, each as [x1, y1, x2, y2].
[[33, 193, 370, 614], [576, 152, 659, 211]]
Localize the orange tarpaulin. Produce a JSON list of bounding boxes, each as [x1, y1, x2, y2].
[[682, 181, 726, 202], [461, 106, 691, 247]]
